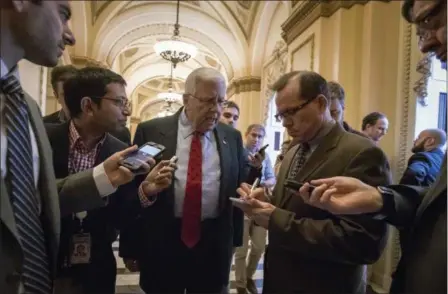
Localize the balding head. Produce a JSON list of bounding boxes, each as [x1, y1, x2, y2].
[[183, 67, 227, 132], [412, 128, 447, 153]]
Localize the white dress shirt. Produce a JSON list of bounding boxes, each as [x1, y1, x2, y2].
[[0, 58, 116, 214], [174, 110, 221, 219]]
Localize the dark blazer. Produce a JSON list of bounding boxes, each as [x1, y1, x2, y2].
[[44, 110, 132, 145], [264, 123, 391, 294], [399, 148, 444, 186], [45, 122, 138, 293], [385, 155, 446, 294], [119, 108, 246, 288], [1, 95, 105, 294]]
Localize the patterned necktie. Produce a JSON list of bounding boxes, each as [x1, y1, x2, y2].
[[289, 143, 310, 179], [181, 132, 202, 248], [2, 74, 52, 294]]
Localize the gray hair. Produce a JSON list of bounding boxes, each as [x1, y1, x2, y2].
[[184, 67, 225, 95]]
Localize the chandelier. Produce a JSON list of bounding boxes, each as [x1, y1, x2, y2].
[[153, 0, 197, 68], [157, 62, 182, 118], [157, 62, 182, 102]]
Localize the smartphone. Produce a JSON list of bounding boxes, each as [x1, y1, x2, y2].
[[258, 144, 269, 155], [284, 179, 316, 192], [121, 142, 166, 173]]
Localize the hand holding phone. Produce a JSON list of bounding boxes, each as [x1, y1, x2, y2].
[[284, 180, 316, 193], [120, 142, 165, 174], [258, 144, 269, 155]]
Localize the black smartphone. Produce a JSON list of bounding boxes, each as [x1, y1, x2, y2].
[[284, 179, 316, 192], [258, 144, 269, 155], [121, 142, 166, 173]]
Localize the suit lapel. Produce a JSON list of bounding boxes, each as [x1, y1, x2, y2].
[[275, 144, 299, 207], [279, 124, 343, 208], [23, 94, 60, 271], [214, 124, 231, 211]]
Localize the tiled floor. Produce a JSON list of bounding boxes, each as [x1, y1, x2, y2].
[[113, 241, 264, 294]]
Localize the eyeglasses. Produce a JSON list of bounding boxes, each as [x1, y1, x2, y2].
[[187, 94, 226, 106], [92, 96, 132, 110], [274, 96, 317, 122]]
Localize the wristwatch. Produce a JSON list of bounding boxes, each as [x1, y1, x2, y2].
[[372, 186, 395, 220]]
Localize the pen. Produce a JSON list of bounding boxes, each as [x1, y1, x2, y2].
[[250, 178, 260, 194]]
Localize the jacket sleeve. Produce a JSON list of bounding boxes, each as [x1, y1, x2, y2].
[[269, 146, 391, 265], [399, 153, 431, 186], [57, 170, 106, 217], [232, 132, 246, 247]]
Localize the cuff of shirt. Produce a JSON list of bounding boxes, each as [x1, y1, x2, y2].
[[93, 163, 117, 198], [138, 182, 157, 208]]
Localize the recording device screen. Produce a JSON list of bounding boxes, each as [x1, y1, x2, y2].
[[122, 144, 164, 170], [129, 145, 161, 163]]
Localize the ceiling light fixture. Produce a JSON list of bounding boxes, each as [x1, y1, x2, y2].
[[153, 0, 197, 68]]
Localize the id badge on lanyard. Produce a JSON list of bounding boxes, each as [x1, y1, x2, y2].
[[70, 211, 91, 265]]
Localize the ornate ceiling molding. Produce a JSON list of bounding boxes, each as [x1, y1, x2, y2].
[[71, 55, 109, 69], [227, 76, 261, 97], [281, 0, 390, 45], [106, 24, 232, 79]]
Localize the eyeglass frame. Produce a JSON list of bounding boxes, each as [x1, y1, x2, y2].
[[90, 96, 132, 110], [274, 95, 319, 122], [186, 93, 226, 106]]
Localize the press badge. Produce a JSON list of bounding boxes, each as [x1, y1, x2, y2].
[[70, 233, 91, 264]]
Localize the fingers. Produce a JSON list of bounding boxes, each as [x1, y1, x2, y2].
[[236, 187, 248, 198], [298, 182, 312, 201], [115, 145, 138, 160], [117, 166, 135, 183], [240, 183, 252, 194], [308, 183, 327, 206], [310, 177, 339, 187]]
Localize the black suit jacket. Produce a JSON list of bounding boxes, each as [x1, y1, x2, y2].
[[385, 155, 446, 294], [399, 148, 444, 186], [44, 110, 132, 145], [45, 122, 138, 288], [119, 109, 246, 268]]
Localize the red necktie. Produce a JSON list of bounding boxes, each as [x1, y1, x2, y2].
[[181, 132, 202, 248]]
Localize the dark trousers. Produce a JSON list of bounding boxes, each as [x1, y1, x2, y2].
[[139, 218, 232, 294]]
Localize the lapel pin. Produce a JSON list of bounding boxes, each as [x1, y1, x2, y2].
[[223, 139, 227, 145]]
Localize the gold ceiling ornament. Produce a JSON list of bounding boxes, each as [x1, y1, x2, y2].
[[414, 53, 433, 106], [153, 0, 197, 68]]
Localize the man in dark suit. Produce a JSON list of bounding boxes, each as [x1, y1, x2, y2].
[[234, 71, 391, 294], [119, 67, 247, 293], [43, 65, 78, 123], [43, 65, 132, 145], [297, 3, 447, 294], [45, 67, 174, 294], [1, 2, 149, 293], [400, 128, 445, 186]]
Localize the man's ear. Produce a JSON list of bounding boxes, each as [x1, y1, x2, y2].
[[80, 97, 94, 116], [317, 94, 329, 109]]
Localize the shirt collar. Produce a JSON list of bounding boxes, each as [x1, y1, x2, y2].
[[69, 120, 106, 150], [179, 108, 212, 141], [307, 120, 336, 149], [0, 58, 19, 80]]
